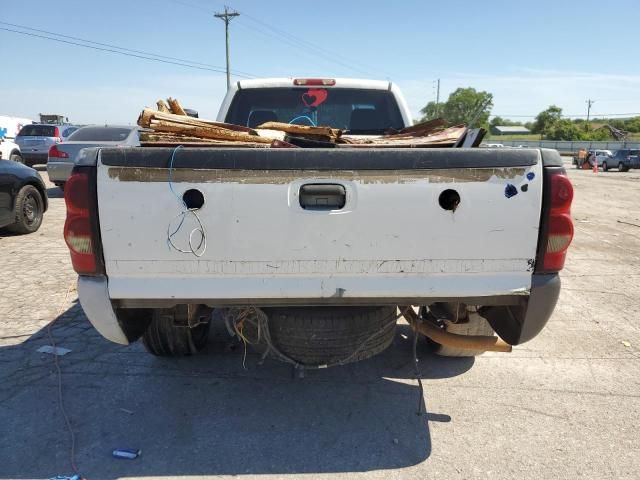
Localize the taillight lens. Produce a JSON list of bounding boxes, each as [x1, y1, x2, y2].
[[550, 173, 573, 213], [64, 170, 99, 274], [49, 145, 69, 158], [537, 170, 574, 273]]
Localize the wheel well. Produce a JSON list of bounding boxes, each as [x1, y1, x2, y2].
[[10, 149, 21, 157]]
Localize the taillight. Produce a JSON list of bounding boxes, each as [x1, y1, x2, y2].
[[48, 145, 69, 158], [54, 127, 62, 143], [536, 170, 574, 273], [64, 170, 102, 275], [293, 78, 336, 86]]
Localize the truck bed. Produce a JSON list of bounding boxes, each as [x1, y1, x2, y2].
[[94, 147, 544, 307]]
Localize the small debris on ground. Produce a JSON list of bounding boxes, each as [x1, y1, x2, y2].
[[37, 345, 71, 356], [112, 448, 141, 459], [621, 340, 631, 347]]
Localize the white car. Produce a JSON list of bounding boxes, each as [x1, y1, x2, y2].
[[0, 137, 23, 163]]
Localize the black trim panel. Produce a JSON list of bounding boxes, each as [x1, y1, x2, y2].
[[98, 147, 539, 171]]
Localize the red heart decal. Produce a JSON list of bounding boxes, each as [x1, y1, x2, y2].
[[302, 88, 328, 107]]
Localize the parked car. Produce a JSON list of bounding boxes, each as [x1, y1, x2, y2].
[[585, 149, 613, 170], [0, 159, 48, 233], [64, 78, 574, 366], [15, 124, 79, 167], [0, 137, 23, 163], [47, 125, 140, 190], [607, 149, 640, 172]]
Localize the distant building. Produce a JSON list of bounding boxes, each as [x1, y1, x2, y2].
[[491, 125, 531, 136]]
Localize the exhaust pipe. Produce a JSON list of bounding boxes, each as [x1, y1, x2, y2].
[[400, 306, 512, 353]]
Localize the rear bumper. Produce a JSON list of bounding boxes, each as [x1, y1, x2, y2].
[[78, 273, 560, 346], [47, 161, 74, 183], [480, 273, 560, 345], [106, 272, 534, 306], [77, 276, 129, 345], [21, 152, 48, 166]]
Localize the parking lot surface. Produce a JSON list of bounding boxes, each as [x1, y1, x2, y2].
[[0, 161, 639, 480]]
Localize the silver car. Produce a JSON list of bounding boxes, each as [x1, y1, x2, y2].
[[15, 124, 79, 166], [47, 125, 140, 189]]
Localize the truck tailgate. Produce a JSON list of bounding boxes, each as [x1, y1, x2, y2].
[[96, 148, 543, 304]]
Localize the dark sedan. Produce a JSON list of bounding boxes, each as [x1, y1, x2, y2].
[[0, 159, 48, 234]]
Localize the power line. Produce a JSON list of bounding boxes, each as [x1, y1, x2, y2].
[[163, 0, 383, 77], [0, 20, 254, 76], [237, 12, 381, 77], [0, 22, 255, 78]]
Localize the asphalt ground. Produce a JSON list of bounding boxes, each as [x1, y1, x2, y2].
[[0, 160, 638, 480]]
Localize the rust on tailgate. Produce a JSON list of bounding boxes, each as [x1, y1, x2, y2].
[[107, 167, 527, 184]]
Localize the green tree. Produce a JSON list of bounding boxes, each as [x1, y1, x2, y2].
[[545, 119, 584, 140], [419, 101, 439, 121], [490, 116, 524, 128], [625, 117, 640, 133], [532, 105, 563, 134], [421, 87, 494, 129]]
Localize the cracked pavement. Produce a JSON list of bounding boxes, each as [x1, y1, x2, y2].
[[0, 163, 638, 480]]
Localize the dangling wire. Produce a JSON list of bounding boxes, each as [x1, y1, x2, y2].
[[288, 115, 317, 126], [166, 145, 207, 257]]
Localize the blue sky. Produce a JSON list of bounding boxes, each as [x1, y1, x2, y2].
[[1, 0, 639, 124]]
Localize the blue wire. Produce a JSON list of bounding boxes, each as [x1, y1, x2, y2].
[[288, 115, 316, 127]]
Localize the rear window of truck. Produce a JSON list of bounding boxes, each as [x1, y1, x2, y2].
[[225, 88, 405, 134], [17, 125, 56, 137]]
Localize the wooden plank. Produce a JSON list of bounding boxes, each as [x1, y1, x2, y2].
[[148, 120, 273, 143], [256, 121, 341, 139], [156, 100, 171, 113], [167, 97, 187, 116], [140, 141, 270, 148], [393, 118, 448, 136], [138, 108, 257, 134]]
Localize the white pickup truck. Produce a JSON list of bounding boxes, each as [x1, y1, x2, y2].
[[63, 78, 574, 364]]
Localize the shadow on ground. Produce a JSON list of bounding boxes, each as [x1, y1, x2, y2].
[[47, 186, 64, 199], [0, 305, 473, 479]]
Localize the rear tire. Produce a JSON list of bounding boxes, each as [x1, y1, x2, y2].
[[10, 152, 24, 164], [602, 161, 608, 172], [619, 162, 628, 172], [142, 307, 210, 356], [259, 306, 398, 366], [7, 185, 44, 234], [435, 311, 496, 357]]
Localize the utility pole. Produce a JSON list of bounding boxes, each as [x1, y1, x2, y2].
[[214, 6, 240, 90], [435, 78, 441, 118], [586, 99, 595, 131]]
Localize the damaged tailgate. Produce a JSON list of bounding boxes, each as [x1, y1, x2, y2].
[[96, 147, 543, 305]]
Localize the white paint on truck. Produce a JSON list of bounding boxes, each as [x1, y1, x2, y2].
[[97, 159, 542, 302]]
